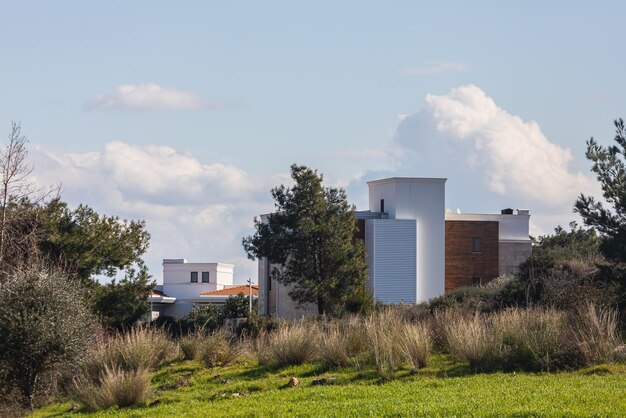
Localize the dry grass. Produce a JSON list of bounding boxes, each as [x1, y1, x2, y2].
[[444, 312, 497, 370], [365, 309, 404, 379], [71, 366, 150, 411], [574, 303, 622, 364], [82, 326, 179, 381], [319, 316, 369, 368], [257, 321, 320, 367], [398, 321, 431, 371], [197, 331, 244, 367]]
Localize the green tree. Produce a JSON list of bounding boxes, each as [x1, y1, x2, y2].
[[92, 266, 153, 330], [0, 264, 95, 408], [223, 292, 257, 319], [243, 164, 368, 316], [40, 198, 150, 284], [186, 304, 223, 330], [575, 118, 626, 261]]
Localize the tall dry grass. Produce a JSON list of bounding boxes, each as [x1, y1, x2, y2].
[[256, 321, 320, 367], [71, 326, 177, 411], [444, 312, 498, 370], [197, 331, 244, 367], [72, 366, 150, 411], [574, 303, 622, 364], [365, 310, 402, 379], [83, 327, 178, 381], [319, 316, 369, 368], [398, 321, 431, 371]]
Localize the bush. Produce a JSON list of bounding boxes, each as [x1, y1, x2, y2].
[[186, 304, 223, 331], [72, 366, 150, 411], [0, 266, 95, 408], [197, 331, 244, 367], [257, 321, 320, 367]]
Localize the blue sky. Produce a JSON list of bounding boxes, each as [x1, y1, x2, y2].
[[1, 1, 625, 283]]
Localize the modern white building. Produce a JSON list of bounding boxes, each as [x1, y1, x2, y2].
[[257, 177, 532, 318], [148, 259, 257, 319]]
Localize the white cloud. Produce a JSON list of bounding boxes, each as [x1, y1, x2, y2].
[[84, 83, 220, 111], [406, 61, 470, 75], [394, 84, 595, 207], [30, 143, 284, 283]]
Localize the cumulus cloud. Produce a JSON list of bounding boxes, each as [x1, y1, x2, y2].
[[395, 84, 595, 207], [406, 61, 470, 75], [84, 83, 220, 111], [30, 143, 284, 283]]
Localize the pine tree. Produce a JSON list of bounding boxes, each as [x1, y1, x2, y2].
[[243, 164, 368, 316]]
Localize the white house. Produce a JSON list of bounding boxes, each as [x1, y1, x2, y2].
[[148, 259, 257, 319], [257, 177, 532, 319]]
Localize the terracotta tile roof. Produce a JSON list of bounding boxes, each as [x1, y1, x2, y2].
[[201, 284, 258, 297]]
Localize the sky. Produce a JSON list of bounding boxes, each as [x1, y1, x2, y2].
[[1, 1, 625, 284]]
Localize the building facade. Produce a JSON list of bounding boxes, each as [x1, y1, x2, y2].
[[257, 177, 531, 318], [149, 259, 257, 319]]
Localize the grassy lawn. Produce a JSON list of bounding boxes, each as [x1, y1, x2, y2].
[[33, 356, 626, 417]]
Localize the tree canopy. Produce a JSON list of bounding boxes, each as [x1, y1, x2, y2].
[[243, 164, 368, 316], [575, 118, 626, 261]]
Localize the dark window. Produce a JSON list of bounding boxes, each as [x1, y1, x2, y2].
[[380, 198, 385, 213], [472, 237, 481, 253], [266, 259, 271, 291], [190, 271, 198, 283], [202, 271, 209, 283], [472, 277, 481, 287]]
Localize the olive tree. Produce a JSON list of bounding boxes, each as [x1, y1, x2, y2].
[[0, 265, 95, 408]]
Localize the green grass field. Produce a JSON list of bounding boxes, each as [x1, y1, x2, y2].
[[34, 356, 626, 417]]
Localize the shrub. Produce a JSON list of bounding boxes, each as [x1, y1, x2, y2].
[[319, 316, 369, 368], [72, 366, 150, 411], [365, 309, 403, 379], [398, 321, 431, 371], [186, 304, 223, 331], [197, 331, 243, 367], [257, 321, 320, 367], [0, 266, 95, 408], [574, 303, 621, 364]]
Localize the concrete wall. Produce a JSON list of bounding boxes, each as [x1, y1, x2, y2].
[[367, 178, 446, 302]]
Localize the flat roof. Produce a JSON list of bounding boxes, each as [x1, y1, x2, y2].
[[367, 177, 447, 186]]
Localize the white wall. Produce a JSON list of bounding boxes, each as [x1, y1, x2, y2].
[[367, 178, 446, 302], [162, 261, 234, 300], [365, 219, 418, 303]]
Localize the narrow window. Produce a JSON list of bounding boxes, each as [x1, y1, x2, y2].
[[472, 237, 481, 253], [266, 259, 272, 291], [202, 271, 210, 283], [380, 198, 385, 213], [190, 271, 198, 283], [472, 277, 481, 287]]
